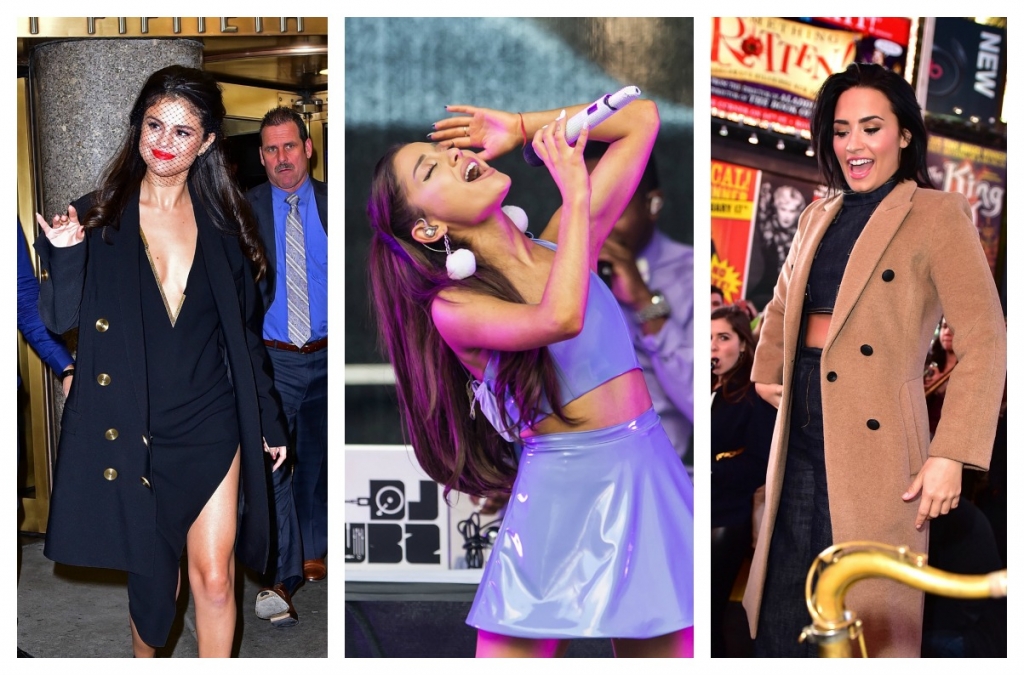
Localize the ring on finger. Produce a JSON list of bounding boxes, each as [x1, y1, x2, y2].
[[464, 126, 469, 137]]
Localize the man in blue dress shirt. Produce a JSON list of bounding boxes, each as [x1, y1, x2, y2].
[[246, 108, 327, 627], [18, 221, 75, 392], [586, 144, 694, 461]]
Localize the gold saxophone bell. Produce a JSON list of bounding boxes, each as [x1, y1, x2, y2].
[[801, 541, 1007, 658]]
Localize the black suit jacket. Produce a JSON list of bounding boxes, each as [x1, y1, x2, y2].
[[246, 177, 327, 314], [35, 183, 288, 576]]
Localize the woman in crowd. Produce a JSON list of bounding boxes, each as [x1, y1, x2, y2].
[[710, 305, 775, 657], [366, 97, 693, 657], [745, 62, 1005, 657], [35, 66, 288, 657]]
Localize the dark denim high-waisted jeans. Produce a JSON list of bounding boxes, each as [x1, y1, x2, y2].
[[755, 345, 834, 658]]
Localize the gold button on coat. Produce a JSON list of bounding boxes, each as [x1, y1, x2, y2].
[[40, 269, 49, 281], [103, 468, 118, 481], [140, 476, 151, 488], [142, 435, 150, 447], [104, 428, 119, 441], [97, 373, 111, 386], [95, 318, 109, 332]]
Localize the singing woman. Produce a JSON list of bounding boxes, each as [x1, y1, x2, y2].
[[366, 98, 693, 657]]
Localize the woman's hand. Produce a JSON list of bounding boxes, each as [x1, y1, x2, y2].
[[35, 205, 85, 248], [902, 456, 963, 530], [263, 437, 287, 472], [754, 382, 783, 409], [429, 105, 520, 161], [531, 110, 591, 206]]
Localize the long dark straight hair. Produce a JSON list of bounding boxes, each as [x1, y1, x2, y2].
[[810, 62, 934, 193], [367, 145, 573, 499], [83, 65, 266, 277], [711, 306, 756, 403]]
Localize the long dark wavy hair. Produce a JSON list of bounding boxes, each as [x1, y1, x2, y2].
[[83, 65, 266, 277], [711, 306, 756, 403], [367, 145, 574, 499], [810, 62, 934, 193]]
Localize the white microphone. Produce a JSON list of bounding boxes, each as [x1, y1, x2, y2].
[[523, 86, 642, 167]]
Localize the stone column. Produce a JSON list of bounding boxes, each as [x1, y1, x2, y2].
[[31, 39, 203, 216]]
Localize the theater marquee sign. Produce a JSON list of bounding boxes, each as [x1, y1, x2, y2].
[[17, 16, 327, 38]]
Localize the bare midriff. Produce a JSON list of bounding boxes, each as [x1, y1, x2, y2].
[[804, 313, 832, 348], [522, 368, 653, 437]]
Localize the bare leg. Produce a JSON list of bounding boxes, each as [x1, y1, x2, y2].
[[476, 630, 569, 658], [186, 449, 241, 658], [130, 616, 157, 658], [612, 628, 693, 658], [129, 568, 181, 657]]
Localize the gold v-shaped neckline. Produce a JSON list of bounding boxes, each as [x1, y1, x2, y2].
[[140, 227, 192, 328]]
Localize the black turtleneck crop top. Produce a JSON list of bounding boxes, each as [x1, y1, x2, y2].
[[804, 179, 898, 313]]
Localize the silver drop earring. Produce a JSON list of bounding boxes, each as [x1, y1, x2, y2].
[[416, 218, 476, 280]]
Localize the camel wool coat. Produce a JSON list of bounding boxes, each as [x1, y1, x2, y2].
[[744, 180, 1005, 657]]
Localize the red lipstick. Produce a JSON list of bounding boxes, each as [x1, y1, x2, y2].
[[152, 149, 175, 160]]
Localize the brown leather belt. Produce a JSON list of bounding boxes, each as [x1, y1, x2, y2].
[[264, 336, 328, 354]]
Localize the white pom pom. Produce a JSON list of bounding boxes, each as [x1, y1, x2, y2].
[[446, 248, 477, 280], [502, 204, 529, 233]]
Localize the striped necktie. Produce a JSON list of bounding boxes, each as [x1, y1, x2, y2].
[[285, 193, 311, 346]]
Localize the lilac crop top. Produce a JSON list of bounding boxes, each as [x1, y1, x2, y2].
[[469, 239, 641, 441]]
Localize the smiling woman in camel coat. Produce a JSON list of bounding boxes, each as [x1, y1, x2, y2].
[[744, 179, 1005, 657]]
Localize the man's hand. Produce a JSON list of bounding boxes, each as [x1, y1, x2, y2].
[[61, 366, 74, 398], [598, 238, 650, 310]]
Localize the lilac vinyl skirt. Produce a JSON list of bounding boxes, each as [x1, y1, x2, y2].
[[466, 408, 694, 638]]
